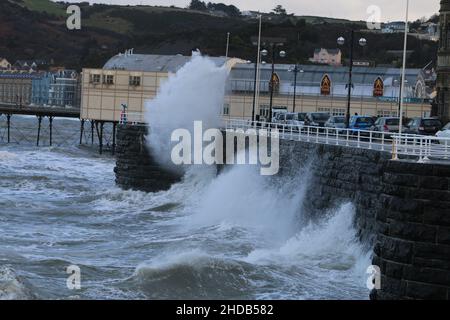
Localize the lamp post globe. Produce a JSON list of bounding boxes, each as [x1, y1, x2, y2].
[[359, 38, 367, 47], [337, 36, 345, 46]]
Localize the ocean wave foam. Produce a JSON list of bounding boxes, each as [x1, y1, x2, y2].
[[0, 266, 35, 300], [0, 151, 17, 160]]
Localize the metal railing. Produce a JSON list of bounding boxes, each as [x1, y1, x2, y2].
[[119, 112, 145, 125], [114, 112, 450, 162], [224, 118, 450, 162]]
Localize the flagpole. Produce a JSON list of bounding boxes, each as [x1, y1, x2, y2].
[[399, 0, 409, 135], [254, 15, 263, 123], [225, 32, 230, 58]]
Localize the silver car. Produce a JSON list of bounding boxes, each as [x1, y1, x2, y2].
[[436, 122, 450, 139], [372, 117, 402, 134], [325, 116, 346, 132], [284, 112, 307, 131]]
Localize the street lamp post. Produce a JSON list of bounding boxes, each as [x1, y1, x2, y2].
[[395, 76, 408, 116], [337, 31, 367, 128], [251, 56, 258, 122], [289, 64, 303, 113], [225, 32, 230, 58], [398, 0, 410, 135], [251, 51, 265, 122], [261, 46, 286, 122], [250, 17, 263, 123]]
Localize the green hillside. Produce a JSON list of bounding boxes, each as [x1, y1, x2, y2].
[[10, 0, 66, 16], [0, 0, 438, 71]]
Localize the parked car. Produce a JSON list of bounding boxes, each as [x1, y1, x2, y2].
[[286, 112, 306, 126], [272, 112, 294, 130], [404, 118, 442, 136], [349, 116, 375, 132], [281, 113, 296, 125], [436, 122, 450, 139], [305, 112, 330, 127], [280, 112, 307, 132], [271, 112, 284, 125], [371, 117, 406, 137], [325, 116, 346, 132], [271, 109, 288, 123]]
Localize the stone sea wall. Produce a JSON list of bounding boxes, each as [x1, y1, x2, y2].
[[114, 124, 181, 193], [278, 139, 450, 300], [115, 125, 450, 299]]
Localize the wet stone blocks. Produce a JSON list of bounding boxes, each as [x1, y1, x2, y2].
[[115, 127, 450, 300], [279, 140, 450, 300], [114, 124, 182, 193]]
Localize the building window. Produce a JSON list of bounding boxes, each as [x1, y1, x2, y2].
[[273, 106, 288, 112], [223, 103, 230, 115], [377, 110, 397, 117], [318, 107, 331, 113], [129, 76, 141, 86], [103, 75, 114, 85], [332, 108, 346, 116], [90, 74, 101, 84]]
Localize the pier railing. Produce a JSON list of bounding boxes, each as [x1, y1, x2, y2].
[[224, 118, 450, 162], [119, 112, 146, 125]]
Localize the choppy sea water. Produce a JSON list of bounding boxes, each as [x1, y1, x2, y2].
[[0, 117, 371, 300]]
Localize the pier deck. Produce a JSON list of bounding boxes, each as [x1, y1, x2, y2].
[[0, 104, 80, 118]]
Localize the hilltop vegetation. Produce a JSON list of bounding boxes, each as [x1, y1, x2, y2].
[[13, 0, 66, 16], [0, 0, 438, 71]]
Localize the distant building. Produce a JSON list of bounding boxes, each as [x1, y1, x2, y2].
[[79, 52, 432, 123], [227, 63, 433, 119], [410, 22, 439, 42], [241, 11, 253, 16], [31, 70, 81, 108], [0, 58, 11, 70], [80, 52, 242, 122], [422, 22, 439, 36], [310, 49, 342, 66], [14, 59, 52, 72], [0, 71, 38, 105], [415, 67, 437, 99], [48, 70, 81, 108], [31, 72, 52, 106], [382, 21, 406, 33], [230, 63, 434, 99], [241, 11, 259, 19]]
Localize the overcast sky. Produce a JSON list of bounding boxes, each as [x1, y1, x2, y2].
[[64, 0, 440, 22]]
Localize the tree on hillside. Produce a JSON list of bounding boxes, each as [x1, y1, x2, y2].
[[429, 14, 439, 24], [273, 5, 287, 15], [207, 2, 241, 17], [189, 0, 207, 11]]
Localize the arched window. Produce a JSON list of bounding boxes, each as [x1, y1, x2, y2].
[[320, 74, 331, 96], [373, 77, 384, 97], [269, 72, 280, 93]]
